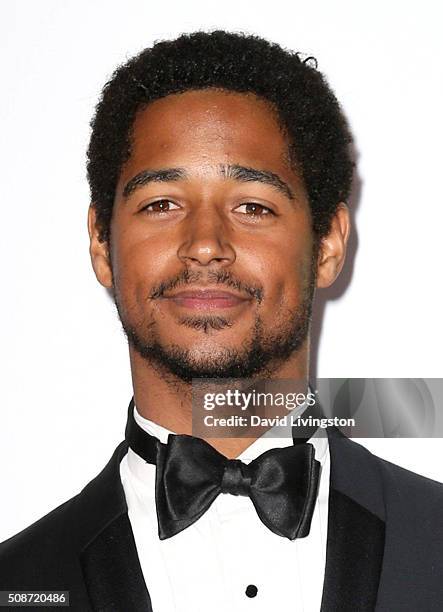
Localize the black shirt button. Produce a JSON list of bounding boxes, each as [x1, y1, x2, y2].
[[245, 584, 258, 598]]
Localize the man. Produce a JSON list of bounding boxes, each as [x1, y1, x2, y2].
[[1, 30, 442, 612]]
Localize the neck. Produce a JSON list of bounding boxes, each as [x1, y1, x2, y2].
[[129, 342, 310, 458]]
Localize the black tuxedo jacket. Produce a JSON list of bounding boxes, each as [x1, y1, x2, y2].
[[1, 429, 443, 611]]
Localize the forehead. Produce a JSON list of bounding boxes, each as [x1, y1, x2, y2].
[[120, 89, 298, 185]]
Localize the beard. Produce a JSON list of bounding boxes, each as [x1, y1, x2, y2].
[[113, 265, 316, 384]]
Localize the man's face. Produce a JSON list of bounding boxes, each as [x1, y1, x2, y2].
[[96, 90, 321, 381]]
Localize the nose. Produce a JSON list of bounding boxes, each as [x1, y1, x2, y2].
[[177, 208, 236, 267]]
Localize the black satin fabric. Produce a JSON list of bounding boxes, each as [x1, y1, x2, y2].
[[125, 398, 321, 541]]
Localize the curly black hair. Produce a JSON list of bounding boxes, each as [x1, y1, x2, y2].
[[87, 30, 354, 244]]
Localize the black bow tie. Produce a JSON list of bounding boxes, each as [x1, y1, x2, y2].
[[125, 399, 321, 540]]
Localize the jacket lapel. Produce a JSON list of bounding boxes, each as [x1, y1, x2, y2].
[[75, 441, 152, 612], [321, 429, 386, 611], [320, 488, 385, 611], [81, 512, 152, 612]]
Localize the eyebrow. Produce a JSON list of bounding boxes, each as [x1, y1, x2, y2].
[[123, 168, 186, 198], [122, 164, 296, 201], [220, 164, 295, 200]]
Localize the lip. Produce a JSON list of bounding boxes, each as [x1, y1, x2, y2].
[[162, 288, 250, 310]]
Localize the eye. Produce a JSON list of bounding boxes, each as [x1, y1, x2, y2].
[[235, 202, 273, 216], [140, 199, 180, 214]]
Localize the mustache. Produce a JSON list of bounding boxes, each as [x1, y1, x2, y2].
[[149, 269, 263, 303]]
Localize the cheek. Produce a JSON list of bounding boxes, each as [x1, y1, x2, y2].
[[110, 228, 174, 312], [250, 236, 313, 311]]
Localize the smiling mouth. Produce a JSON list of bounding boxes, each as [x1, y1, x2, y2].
[[161, 289, 251, 311]]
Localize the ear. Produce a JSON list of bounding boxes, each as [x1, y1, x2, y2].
[[316, 203, 351, 288], [88, 205, 113, 288]]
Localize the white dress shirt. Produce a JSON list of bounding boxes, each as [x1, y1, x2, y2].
[[119, 406, 330, 612]]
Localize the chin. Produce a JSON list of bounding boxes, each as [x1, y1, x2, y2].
[[170, 338, 244, 361]]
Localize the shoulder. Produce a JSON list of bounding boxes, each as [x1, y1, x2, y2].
[[376, 452, 443, 516], [0, 493, 82, 588], [328, 429, 443, 523], [0, 441, 128, 589]]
